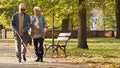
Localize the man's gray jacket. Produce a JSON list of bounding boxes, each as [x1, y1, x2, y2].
[[11, 12, 30, 37]]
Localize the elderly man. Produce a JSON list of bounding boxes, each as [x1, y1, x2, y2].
[[11, 3, 30, 62], [30, 6, 47, 62]]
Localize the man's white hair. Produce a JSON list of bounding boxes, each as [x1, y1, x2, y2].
[[33, 6, 41, 11], [19, 3, 26, 9]]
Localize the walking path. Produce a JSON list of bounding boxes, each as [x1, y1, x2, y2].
[[0, 42, 88, 68]]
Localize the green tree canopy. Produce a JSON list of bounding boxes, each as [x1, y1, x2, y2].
[[0, 0, 115, 30]]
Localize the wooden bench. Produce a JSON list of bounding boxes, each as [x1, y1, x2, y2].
[[44, 33, 71, 57]]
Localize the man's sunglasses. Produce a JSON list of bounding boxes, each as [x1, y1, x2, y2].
[[21, 9, 25, 11]]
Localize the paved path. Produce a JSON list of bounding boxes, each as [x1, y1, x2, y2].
[[0, 42, 88, 68]]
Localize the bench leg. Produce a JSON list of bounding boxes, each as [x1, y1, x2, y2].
[[58, 46, 66, 57], [44, 45, 52, 57], [51, 46, 55, 58], [51, 46, 59, 58], [63, 47, 66, 57], [56, 47, 59, 56]]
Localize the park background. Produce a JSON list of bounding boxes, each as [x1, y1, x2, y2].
[[1, 0, 120, 68]]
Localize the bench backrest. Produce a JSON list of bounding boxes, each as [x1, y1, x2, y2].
[[57, 33, 71, 45]]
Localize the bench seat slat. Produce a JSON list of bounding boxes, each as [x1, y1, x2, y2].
[[57, 37, 69, 40], [59, 33, 71, 36]]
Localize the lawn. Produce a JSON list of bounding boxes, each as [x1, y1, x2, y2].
[[44, 37, 120, 67], [44, 38, 120, 57]]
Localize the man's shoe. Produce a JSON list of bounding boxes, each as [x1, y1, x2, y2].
[[23, 56, 26, 61], [18, 59, 21, 63]]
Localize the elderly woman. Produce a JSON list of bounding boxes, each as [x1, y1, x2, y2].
[[30, 6, 47, 62]]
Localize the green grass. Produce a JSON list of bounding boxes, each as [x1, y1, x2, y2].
[[44, 38, 120, 66], [44, 38, 120, 57]]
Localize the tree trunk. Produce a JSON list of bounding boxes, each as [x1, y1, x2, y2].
[[77, 0, 88, 49], [116, 0, 120, 38], [62, 18, 69, 32]]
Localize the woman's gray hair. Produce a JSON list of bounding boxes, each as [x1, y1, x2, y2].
[[33, 6, 41, 11]]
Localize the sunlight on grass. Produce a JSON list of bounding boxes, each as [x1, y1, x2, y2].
[[44, 38, 120, 66], [44, 38, 120, 58]]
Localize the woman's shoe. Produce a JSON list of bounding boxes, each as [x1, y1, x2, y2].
[[40, 58, 43, 62], [35, 58, 39, 62]]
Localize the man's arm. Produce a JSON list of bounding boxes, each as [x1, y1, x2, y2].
[[23, 13, 31, 32], [10, 13, 19, 34]]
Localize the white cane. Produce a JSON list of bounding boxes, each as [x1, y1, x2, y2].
[[16, 33, 33, 59]]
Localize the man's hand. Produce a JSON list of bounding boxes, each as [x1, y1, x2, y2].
[[19, 29, 24, 34], [15, 30, 19, 34], [15, 30, 24, 34]]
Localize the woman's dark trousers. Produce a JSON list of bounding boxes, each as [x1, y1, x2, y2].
[[33, 38, 44, 61]]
